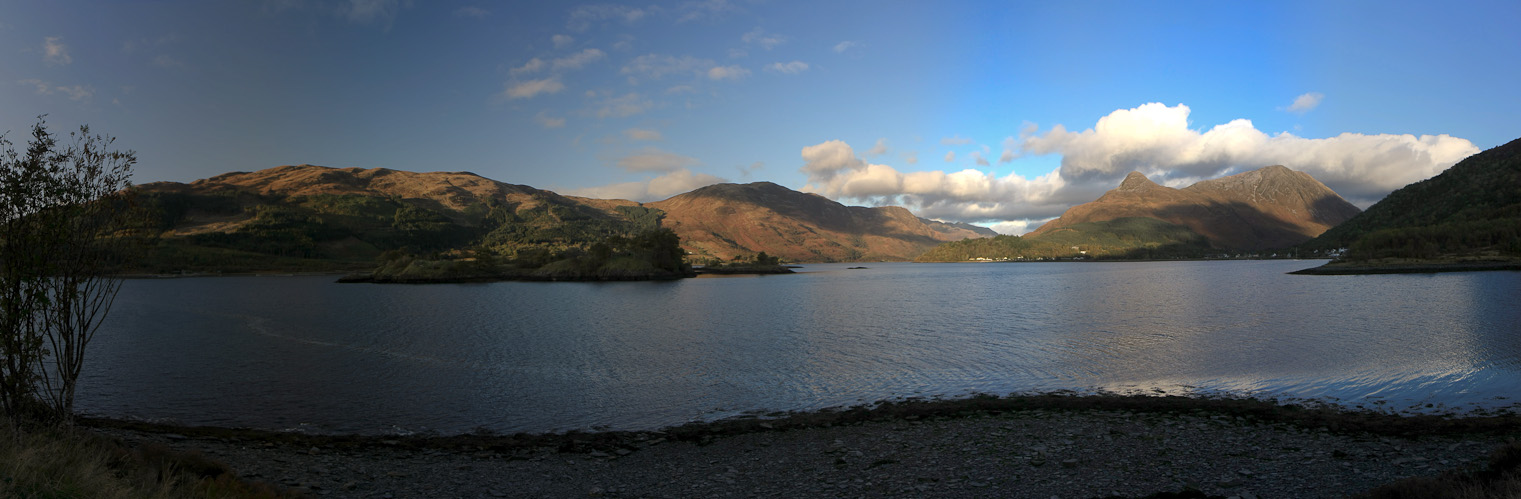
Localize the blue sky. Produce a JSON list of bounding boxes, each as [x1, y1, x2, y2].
[[2, 0, 1516, 233]]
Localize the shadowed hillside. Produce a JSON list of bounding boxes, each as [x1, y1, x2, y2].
[[1297, 136, 1520, 269]]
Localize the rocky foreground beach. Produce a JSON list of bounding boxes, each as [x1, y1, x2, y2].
[[85, 396, 1521, 498]]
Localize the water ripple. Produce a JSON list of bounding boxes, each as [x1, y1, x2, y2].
[[76, 262, 1521, 434]]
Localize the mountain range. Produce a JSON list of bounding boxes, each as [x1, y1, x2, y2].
[[133, 161, 1381, 272], [133, 164, 991, 271], [1030, 165, 1362, 251]]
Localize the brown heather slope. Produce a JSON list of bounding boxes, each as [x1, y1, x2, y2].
[[648, 182, 995, 262], [137, 164, 630, 236], [1030, 166, 1361, 250]]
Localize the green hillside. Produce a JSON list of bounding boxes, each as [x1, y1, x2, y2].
[[1302, 137, 1521, 261], [915, 217, 1210, 262]]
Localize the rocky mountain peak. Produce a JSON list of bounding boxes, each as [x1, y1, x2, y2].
[[1033, 165, 1361, 250], [1116, 171, 1159, 191]]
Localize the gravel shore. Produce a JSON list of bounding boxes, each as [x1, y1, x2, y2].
[[92, 407, 1515, 498]]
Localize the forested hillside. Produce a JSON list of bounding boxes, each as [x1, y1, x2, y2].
[[1303, 137, 1521, 261]]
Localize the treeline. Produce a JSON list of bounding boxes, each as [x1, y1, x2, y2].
[[916, 217, 1212, 262], [1346, 218, 1521, 260]]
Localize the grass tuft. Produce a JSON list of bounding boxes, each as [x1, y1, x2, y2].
[[0, 424, 293, 498]]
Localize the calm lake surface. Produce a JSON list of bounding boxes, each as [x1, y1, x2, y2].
[[78, 261, 1521, 435]]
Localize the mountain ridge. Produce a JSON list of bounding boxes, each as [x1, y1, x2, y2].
[[648, 181, 994, 262], [1031, 165, 1361, 250], [134, 165, 993, 270]]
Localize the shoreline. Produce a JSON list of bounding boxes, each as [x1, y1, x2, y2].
[[334, 270, 695, 284], [115, 270, 355, 279], [915, 257, 1333, 264], [82, 393, 1521, 498], [1289, 260, 1521, 275], [79, 392, 1521, 452]]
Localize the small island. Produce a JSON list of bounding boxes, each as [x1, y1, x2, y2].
[[691, 252, 795, 275]]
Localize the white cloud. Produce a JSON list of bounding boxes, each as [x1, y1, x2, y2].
[[18, 79, 93, 101], [568, 169, 727, 202], [1019, 102, 1478, 204], [568, 4, 646, 32], [999, 137, 1018, 163], [616, 147, 698, 172], [624, 128, 663, 141], [741, 27, 786, 50], [799, 139, 1077, 222], [943, 151, 955, 162], [534, 111, 565, 129], [1286, 92, 1325, 114], [510, 58, 546, 76], [43, 37, 71, 66], [595, 92, 653, 118], [552, 34, 574, 48], [502, 77, 563, 99], [55, 85, 94, 101], [621, 54, 712, 83], [454, 6, 488, 18], [707, 65, 749, 80], [940, 135, 973, 146], [552, 48, 605, 71], [970, 151, 990, 166], [18, 79, 49, 94], [833, 40, 861, 54], [765, 61, 809, 74], [865, 138, 889, 156], [989, 219, 1053, 236], [502, 50, 602, 103], [800, 139, 866, 180]]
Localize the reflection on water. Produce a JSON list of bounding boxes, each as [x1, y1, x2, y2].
[[78, 261, 1521, 434]]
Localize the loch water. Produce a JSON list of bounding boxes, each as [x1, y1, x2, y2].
[[78, 260, 1521, 435]]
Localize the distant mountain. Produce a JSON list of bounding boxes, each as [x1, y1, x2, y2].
[[133, 166, 992, 272], [1301, 137, 1520, 263], [647, 181, 995, 262], [1029, 165, 1361, 250], [917, 217, 1211, 262], [135, 164, 657, 272]]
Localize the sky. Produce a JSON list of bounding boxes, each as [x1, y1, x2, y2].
[[2, 0, 1517, 234]]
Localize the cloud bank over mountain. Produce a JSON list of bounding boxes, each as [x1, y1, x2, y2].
[[796, 103, 1477, 233]]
